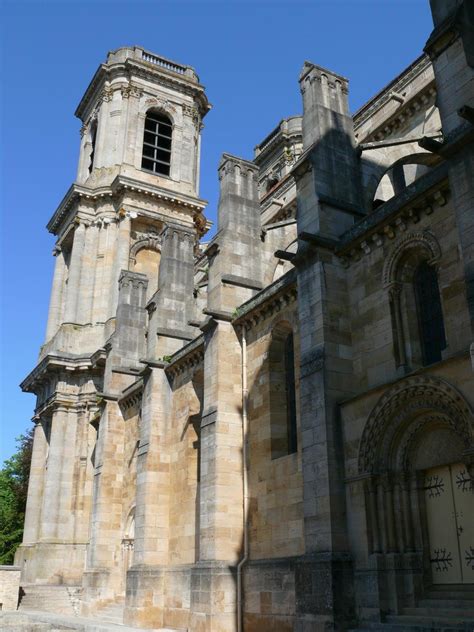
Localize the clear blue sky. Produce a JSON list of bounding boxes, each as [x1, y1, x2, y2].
[[0, 0, 433, 462]]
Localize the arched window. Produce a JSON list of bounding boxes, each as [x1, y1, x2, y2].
[[384, 233, 446, 371], [141, 111, 172, 176], [88, 121, 97, 174], [269, 323, 298, 459], [414, 261, 446, 365]]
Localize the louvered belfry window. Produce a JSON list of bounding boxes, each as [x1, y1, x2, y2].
[[414, 261, 447, 365], [141, 111, 172, 176]]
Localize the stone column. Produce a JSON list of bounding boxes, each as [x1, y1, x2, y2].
[[109, 216, 131, 318], [99, 219, 118, 323], [64, 222, 86, 323], [45, 248, 66, 341], [39, 406, 69, 541], [22, 420, 48, 544], [77, 223, 100, 324]]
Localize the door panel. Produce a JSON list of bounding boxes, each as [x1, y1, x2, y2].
[[424, 464, 474, 584], [424, 465, 462, 584], [451, 463, 474, 584]]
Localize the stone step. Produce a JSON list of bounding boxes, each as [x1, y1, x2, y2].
[[95, 600, 125, 625], [418, 598, 474, 609], [403, 606, 474, 617], [425, 587, 474, 600], [19, 585, 81, 616], [385, 614, 474, 629]]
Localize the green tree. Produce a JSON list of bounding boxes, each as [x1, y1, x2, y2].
[[0, 428, 34, 564]]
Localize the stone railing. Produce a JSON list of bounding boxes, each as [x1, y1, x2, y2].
[[141, 51, 186, 75]]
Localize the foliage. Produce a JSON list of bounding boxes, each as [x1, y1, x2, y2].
[[0, 429, 33, 564]]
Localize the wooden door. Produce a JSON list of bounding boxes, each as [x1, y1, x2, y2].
[[424, 463, 473, 584]]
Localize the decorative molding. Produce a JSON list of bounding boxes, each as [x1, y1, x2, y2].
[[129, 235, 162, 266], [382, 230, 442, 287], [337, 163, 449, 266], [358, 375, 473, 474], [166, 337, 204, 378], [121, 84, 143, 99]]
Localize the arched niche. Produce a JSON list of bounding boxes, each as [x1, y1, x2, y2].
[[129, 237, 161, 300]]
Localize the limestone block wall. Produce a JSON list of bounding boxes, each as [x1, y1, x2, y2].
[[347, 198, 471, 393], [261, 221, 297, 286], [0, 567, 20, 611], [168, 370, 202, 566], [245, 306, 303, 560]]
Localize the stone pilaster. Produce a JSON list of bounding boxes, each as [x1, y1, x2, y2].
[[298, 63, 362, 233], [82, 399, 125, 610], [425, 0, 474, 338], [207, 154, 262, 313], [64, 222, 86, 323], [77, 223, 100, 324], [293, 61, 358, 631], [45, 248, 67, 341], [125, 368, 172, 628], [188, 318, 243, 632], [21, 420, 48, 544], [109, 216, 131, 318], [146, 224, 195, 359]]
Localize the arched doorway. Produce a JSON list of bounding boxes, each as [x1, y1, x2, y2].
[[358, 375, 473, 594]]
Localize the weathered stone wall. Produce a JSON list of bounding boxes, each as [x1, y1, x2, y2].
[[0, 567, 20, 611], [246, 305, 303, 560]]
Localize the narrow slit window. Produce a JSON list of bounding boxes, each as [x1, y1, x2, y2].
[[414, 261, 446, 365], [141, 111, 172, 176], [269, 325, 298, 459]]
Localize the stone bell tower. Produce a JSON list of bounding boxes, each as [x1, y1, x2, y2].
[[17, 47, 210, 590]]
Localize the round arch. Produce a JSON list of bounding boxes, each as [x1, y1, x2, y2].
[[358, 375, 473, 476], [382, 230, 441, 288], [129, 236, 162, 268]]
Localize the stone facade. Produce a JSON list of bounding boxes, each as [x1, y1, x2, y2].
[[0, 566, 20, 611], [15, 1, 474, 630]]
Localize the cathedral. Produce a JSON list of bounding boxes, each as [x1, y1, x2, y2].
[[11, 0, 474, 630]]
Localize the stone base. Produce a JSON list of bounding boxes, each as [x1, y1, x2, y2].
[[81, 568, 121, 616], [14, 543, 87, 586], [354, 552, 424, 622], [243, 557, 296, 632], [125, 561, 237, 632], [294, 552, 355, 632]]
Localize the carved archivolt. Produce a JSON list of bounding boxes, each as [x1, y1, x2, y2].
[[129, 236, 161, 266], [358, 375, 473, 474], [141, 97, 177, 122], [382, 230, 441, 287]]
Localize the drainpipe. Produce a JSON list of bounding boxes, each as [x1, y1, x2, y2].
[[237, 325, 249, 632]]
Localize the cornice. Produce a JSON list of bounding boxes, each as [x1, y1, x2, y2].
[[33, 392, 101, 420], [165, 334, 205, 378], [336, 162, 450, 265], [118, 378, 144, 411], [353, 54, 432, 133], [355, 82, 437, 145], [47, 176, 208, 235], [232, 269, 297, 330], [76, 54, 210, 122], [21, 350, 106, 394]]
